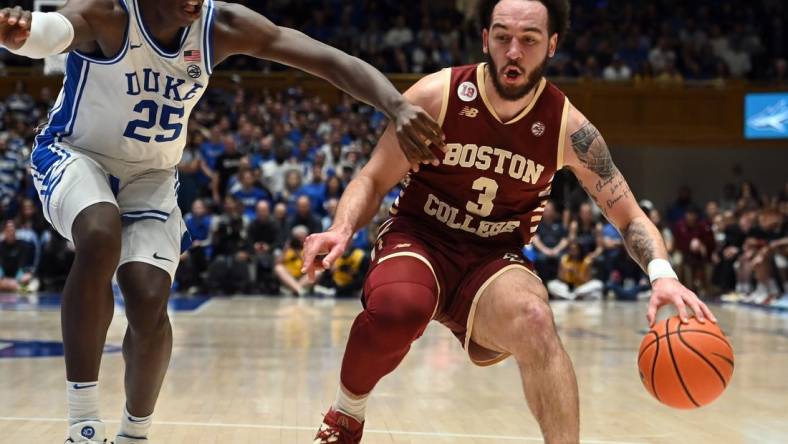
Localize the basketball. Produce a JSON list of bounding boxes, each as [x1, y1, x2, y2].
[[638, 316, 735, 409]]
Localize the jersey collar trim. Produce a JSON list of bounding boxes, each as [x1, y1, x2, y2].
[[475, 63, 546, 126], [132, 0, 192, 59], [73, 0, 130, 65]]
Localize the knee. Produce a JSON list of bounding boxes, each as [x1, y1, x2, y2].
[[125, 290, 169, 337], [365, 282, 435, 342], [72, 207, 121, 262], [509, 296, 560, 358], [119, 263, 172, 336]]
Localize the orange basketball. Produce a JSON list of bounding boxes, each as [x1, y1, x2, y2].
[[638, 316, 734, 409]]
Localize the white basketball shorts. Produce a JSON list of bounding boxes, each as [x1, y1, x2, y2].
[[31, 141, 188, 282]]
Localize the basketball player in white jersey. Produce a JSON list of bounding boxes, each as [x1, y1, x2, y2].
[[0, 2, 445, 443]]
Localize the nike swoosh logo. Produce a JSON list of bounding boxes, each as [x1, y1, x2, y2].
[[126, 416, 148, 423], [73, 383, 97, 390], [130, 44, 143, 49], [153, 253, 173, 263]]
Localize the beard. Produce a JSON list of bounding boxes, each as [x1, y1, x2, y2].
[[485, 51, 548, 101]]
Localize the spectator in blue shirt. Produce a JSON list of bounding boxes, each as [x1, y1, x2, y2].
[[184, 199, 214, 249], [177, 199, 215, 293], [232, 170, 273, 220], [298, 164, 327, 216], [200, 126, 226, 172]]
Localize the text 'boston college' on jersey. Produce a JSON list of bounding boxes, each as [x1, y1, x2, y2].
[[390, 63, 570, 250], [33, 0, 216, 177]]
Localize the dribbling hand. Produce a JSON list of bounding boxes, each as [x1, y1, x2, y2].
[[301, 228, 352, 282], [0, 6, 33, 49], [646, 278, 717, 327], [392, 101, 446, 173]]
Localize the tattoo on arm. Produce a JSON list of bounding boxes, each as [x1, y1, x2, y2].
[[580, 183, 609, 217], [571, 121, 633, 214], [622, 218, 660, 268], [571, 120, 665, 269], [570, 122, 616, 180]]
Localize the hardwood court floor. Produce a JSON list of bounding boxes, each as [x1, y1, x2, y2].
[[1, 296, 786, 443]]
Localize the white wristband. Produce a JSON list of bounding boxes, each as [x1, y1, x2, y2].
[[647, 259, 678, 283], [7, 12, 74, 59]]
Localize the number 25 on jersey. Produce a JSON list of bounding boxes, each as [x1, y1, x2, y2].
[[123, 100, 184, 143]]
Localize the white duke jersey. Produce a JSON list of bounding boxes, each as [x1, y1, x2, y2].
[[33, 0, 216, 177]]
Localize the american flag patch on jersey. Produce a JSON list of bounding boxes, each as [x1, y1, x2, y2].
[[184, 50, 201, 62]]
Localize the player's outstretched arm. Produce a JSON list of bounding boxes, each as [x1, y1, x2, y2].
[[0, 0, 117, 58], [211, 2, 445, 168], [562, 104, 716, 327], [301, 71, 446, 280]]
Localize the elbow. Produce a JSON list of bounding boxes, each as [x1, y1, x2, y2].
[[360, 174, 386, 200], [621, 214, 650, 233]]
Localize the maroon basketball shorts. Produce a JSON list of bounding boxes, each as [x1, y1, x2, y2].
[[365, 218, 541, 366]]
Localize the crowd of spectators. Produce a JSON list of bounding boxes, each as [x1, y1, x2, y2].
[[533, 179, 788, 307], [0, 80, 389, 297], [0, 75, 786, 307], [1, 0, 786, 83]]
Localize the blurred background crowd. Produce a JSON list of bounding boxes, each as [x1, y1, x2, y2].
[[1, 0, 786, 82]]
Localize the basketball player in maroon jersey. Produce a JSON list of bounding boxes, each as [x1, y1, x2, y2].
[[304, 0, 717, 442]]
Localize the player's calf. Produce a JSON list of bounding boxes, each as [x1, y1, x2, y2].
[[116, 264, 173, 440], [490, 290, 579, 444], [62, 204, 122, 430]]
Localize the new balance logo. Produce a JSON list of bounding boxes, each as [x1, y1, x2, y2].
[[503, 253, 525, 264], [459, 106, 479, 118]]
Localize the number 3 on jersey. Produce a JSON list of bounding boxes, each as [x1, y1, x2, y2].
[[123, 100, 184, 143], [466, 177, 498, 217]]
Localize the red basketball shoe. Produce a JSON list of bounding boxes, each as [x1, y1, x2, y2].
[[313, 408, 364, 444]]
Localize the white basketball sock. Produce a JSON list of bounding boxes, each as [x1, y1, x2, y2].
[[333, 384, 369, 423], [118, 405, 153, 439], [66, 380, 100, 425]]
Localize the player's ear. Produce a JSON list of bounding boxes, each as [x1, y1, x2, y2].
[[482, 28, 489, 54], [548, 33, 558, 58]]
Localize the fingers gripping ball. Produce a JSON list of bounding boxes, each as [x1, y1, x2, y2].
[[638, 316, 734, 409]]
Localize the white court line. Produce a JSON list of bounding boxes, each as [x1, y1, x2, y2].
[[0, 416, 667, 443]]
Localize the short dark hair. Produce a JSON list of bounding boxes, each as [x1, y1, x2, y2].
[[478, 0, 571, 45]]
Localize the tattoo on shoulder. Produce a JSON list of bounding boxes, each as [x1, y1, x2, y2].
[[570, 122, 616, 180]]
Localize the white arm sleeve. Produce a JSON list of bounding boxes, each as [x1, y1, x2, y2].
[[6, 11, 75, 59]]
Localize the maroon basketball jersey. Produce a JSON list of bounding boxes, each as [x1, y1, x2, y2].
[[390, 63, 570, 250]]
